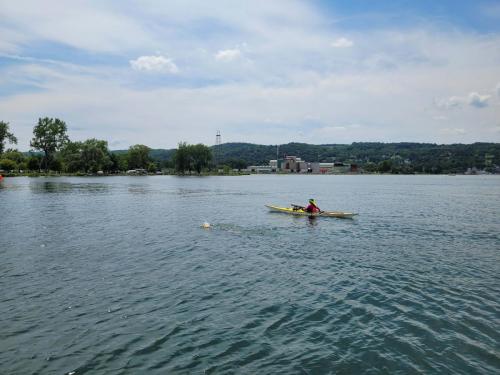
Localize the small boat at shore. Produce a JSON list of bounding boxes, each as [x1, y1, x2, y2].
[[265, 204, 357, 218]]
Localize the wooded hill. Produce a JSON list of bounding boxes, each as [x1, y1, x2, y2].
[[126, 142, 500, 174]]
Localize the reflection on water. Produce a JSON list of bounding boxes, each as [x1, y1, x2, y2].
[[307, 216, 319, 226], [127, 185, 150, 194], [28, 180, 110, 194]]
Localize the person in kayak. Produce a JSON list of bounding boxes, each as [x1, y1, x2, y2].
[[305, 198, 320, 213]]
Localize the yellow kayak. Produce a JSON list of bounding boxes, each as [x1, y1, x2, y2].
[[265, 204, 357, 218]]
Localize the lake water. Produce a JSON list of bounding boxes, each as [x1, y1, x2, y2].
[[1, 175, 499, 374]]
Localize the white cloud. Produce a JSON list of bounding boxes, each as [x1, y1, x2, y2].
[[0, 1, 156, 53], [434, 96, 464, 109], [496, 82, 500, 97], [1, 1, 500, 147], [215, 49, 242, 62], [2, 60, 500, 148], [468, 92, 490, 108], [0, 28, 26, 54], [130, 55, 179, 74], [331, 37, 353, 48], [435, 90, 493, 110]]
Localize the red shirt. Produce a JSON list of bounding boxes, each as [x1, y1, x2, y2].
[[306, 203, 320, 213]]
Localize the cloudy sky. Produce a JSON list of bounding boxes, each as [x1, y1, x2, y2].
[[1, 0, 500, 150]]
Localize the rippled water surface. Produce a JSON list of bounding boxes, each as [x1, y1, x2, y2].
[[1, 175, 499, 374]]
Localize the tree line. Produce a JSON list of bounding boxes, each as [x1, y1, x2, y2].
[[0, 118, 213, 175], [215, 142, 500, 174], [2, 118, 498, 175]]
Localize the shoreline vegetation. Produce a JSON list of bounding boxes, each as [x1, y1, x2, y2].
[[1, 118, 499, 177], [2, 172, 499, 178]]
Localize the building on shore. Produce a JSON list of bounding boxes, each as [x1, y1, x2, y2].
[[248, 165, 273, 173], [281, 156, 308, 173], [247, 155, 359, 174], [269, 160, 278, 172], [308, 162, 333, 174]]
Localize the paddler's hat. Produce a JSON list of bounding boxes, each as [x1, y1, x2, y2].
[[309, 198, 316, 204]]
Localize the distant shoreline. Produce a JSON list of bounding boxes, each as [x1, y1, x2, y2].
[[1, 172, 496, 178]]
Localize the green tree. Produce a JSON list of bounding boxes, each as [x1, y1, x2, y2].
[[27, 154, 43, 171], [60, 139, 112, 173], [0, 121, 18, 156], [363, 162, 378, 173], [147, 162, 158, 173], [30, 117, 69, 171], [60, 141, 84, 172], [160, 159, 174, 170], [0, 149, 26, 172], [0, 158, 17, 171], [18, 161, 28, 171], [49, 158, 63, 172], [116, 154, 129, 171], [106, 152, 129, 172], [227, 158, 247, 171], [173, 143, 212, 174], [81, 139, 112, 173], [2, 149, 25, 164], [109, 153, 119, 172], [190, 143, 212, 174], [173, 142, 190, 173], [127, 144, 151, 170], [379, 160, 392, 173]]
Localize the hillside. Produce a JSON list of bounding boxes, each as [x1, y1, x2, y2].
[[124, 142, 499, 174], [212, 142, 500, 173]]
